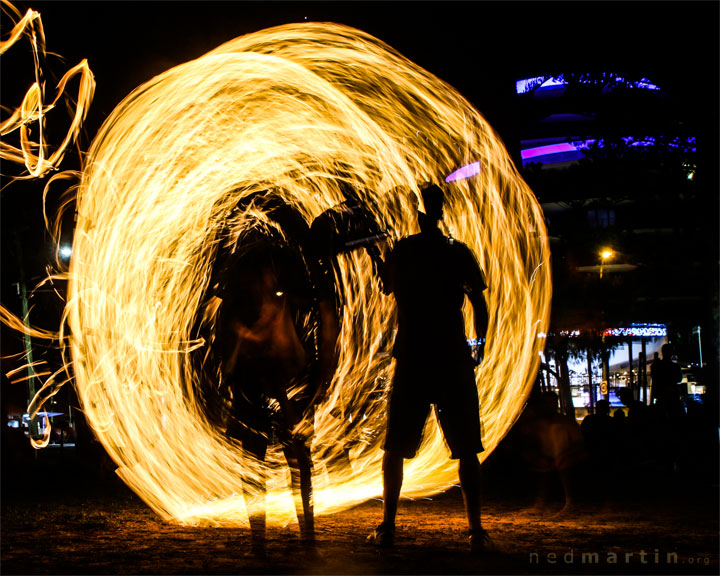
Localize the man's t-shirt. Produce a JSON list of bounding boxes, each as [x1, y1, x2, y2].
[[384, 228, 486, 363]]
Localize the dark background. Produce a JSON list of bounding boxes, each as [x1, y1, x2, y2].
[[1, 7, 718, 573], [1, 0, 719, 432], [4, 1, 719, 157]]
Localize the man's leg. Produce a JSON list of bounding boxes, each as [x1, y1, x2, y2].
[[236, 420, 269, 556], [458, 455, 482, 532], [382, 450, 404, 526], [369, 363, 426, 546], [283, 440, 315, 542], [459, 454, 499, 553], [367, 449, 403, 546], [241, 470, 267, 555]]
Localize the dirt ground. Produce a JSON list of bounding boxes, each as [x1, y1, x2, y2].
[[3, 491, 719, 576], [0, 448, 718, 575], [1, 445, 718, 575]]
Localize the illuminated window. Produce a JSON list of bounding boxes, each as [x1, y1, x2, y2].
[[587, 209, 615, 229]]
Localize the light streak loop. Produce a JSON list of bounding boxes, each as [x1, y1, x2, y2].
[[0, 0, 95, 179], [66, 23, 551, 527]]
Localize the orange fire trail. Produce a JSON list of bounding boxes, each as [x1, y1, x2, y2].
[[6, 14, 551, 527], [1, 0, 94, 448], [0, 0, 94, 180]]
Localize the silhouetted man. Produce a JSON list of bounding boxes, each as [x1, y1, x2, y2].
[[368, 183, 494, 553], [219, 236, 317, 553], [212, 194, 339, 554]]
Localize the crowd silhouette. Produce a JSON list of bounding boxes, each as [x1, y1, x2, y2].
[[486, 352, 717, 514]]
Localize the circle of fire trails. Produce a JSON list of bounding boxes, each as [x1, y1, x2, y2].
[[68, 23, 551, 527]]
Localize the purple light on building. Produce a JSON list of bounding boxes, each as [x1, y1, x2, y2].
[[520, 142, 585, 160], [521, 136, 695, 165], [445, 161, 482, 182], [515, 74, 661, 95], [515, 76, 565, 95]]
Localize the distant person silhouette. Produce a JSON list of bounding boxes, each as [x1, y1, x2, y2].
[[516, 391, 585, 516], [580, 399, 619, 492], [367, 183, 494, 553], [648, 344, 686, 475], [650, 344, 683, 417], [580, 399, 614, 459], [612, 407, 629, 462], [615, 386, 650, 463]]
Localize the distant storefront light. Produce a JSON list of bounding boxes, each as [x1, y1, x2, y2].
[[558, 330, 580, 337], [604, 324, 667, 338]]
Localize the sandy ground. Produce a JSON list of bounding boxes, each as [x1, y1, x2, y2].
[[1, 444, 718, 575]]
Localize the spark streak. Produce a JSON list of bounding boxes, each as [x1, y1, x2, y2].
[[0, 1, 94, 179], [58, 22, 548, 526]]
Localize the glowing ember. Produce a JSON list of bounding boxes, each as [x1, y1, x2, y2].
[[55, 23, 548, 527]]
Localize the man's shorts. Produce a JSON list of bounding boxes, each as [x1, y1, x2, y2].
[[383, 356, 484, 459]]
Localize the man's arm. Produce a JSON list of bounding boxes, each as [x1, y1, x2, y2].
[[379, 242, 396, 296], [468, 290, 489, 343], [461, 244, 488, 362], [314, 298, 340, 404]]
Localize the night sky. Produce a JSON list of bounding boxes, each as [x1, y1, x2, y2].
[[5, 1, 719, 147], [1, 0, 718, 335]]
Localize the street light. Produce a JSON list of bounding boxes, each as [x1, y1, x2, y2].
[[599, 247, 614, 279], [59, 244, 72, 260]]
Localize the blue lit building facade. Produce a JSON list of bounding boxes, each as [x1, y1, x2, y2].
[[511, 73, 715, 413]]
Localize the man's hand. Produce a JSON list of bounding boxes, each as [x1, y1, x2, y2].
[[471, 340, 485, 367]]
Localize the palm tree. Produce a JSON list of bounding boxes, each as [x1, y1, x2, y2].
[[542, 328, 621, 419]]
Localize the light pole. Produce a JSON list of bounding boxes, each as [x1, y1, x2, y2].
[[598, 247, 614, 401], [693, 325, 703, 367]]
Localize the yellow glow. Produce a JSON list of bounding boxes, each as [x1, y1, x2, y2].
[[601, 249, 614, 261], [7, 21, 551, 527], [0, 0, 95, 179], [1, 1, 92, 448]]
